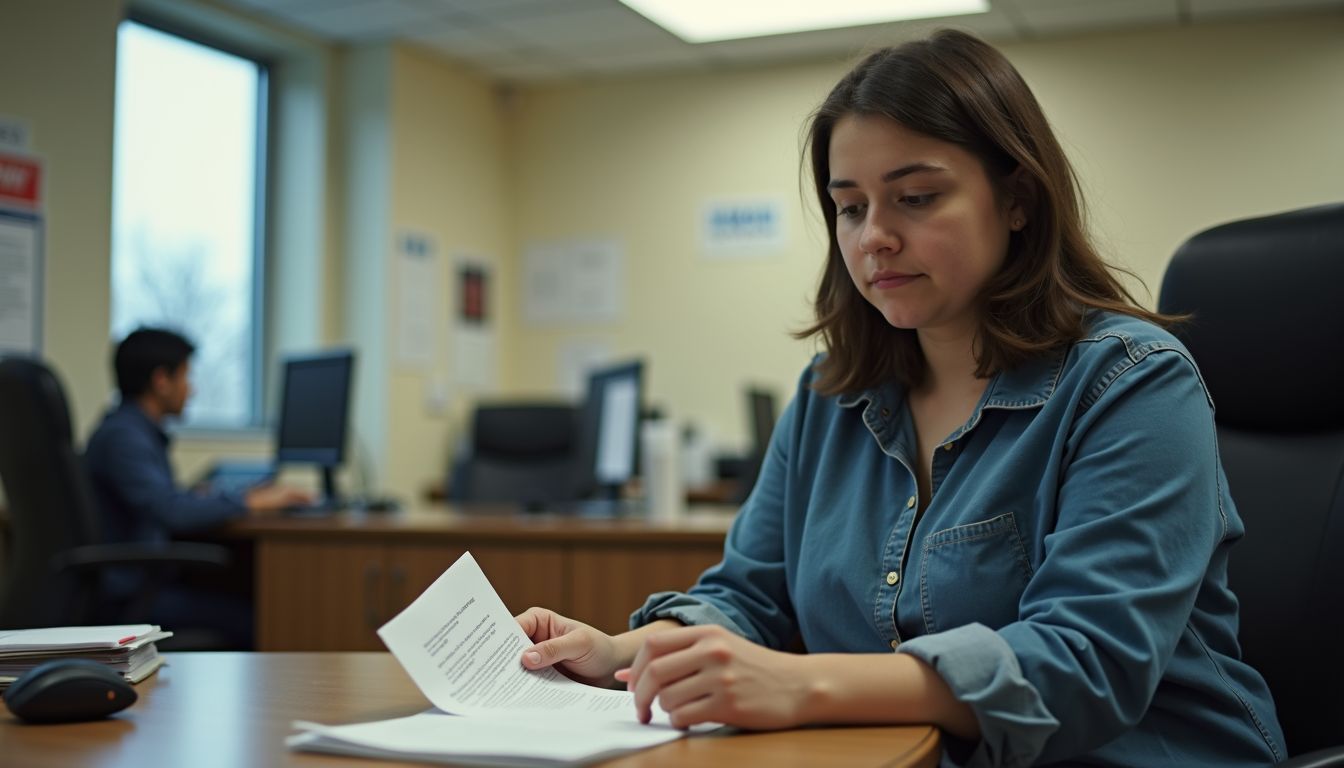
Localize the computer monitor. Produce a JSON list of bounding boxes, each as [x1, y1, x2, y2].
[[275, 350, 355, 506], [579, 360, 644, 501], [747, 387, 778, 461], [739, 387, 778, 501]]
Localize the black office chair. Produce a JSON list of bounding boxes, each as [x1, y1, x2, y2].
[[448, 402, 582, 508], [1159, 203, 1344, 766], [0, 356, 229, 640]]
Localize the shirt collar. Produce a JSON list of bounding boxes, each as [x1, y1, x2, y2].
[[115, 400, 171, 446], [836, 344, 1067, 413]]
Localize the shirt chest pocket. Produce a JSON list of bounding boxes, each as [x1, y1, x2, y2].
[[918, 511, 1034, 635]]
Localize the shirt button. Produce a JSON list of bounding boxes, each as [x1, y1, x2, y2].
[[880, 407, 891, 418], [943, 443, 954, 452], [906, 496, 916, 509], [886, 571, 899, 586], [890, 639, 900, 650]]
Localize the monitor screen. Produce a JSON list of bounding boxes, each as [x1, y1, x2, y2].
[[275, 350, 354, 467], [582, 360, 644, 494], [735, 386, 778, 503], [747, 387, 777, 460]]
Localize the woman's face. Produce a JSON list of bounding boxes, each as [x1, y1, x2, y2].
[[827, 114, 1022, 339]]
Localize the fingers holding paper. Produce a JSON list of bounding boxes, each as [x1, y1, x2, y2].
[[616, 624, 811, 730], [515, 607, 621, 687]]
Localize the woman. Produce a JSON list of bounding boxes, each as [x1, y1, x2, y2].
[[516, 30, 1283, 767]]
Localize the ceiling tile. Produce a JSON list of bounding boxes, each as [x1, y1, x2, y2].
[[202, 0, 1338, 82], [697, 25, 881, 64], [268, 0, 452, 41], [442, 0, 610, 19], [404, 20, 522, 63], [486, 5, 680, 52], [222, 0, 349, 9]]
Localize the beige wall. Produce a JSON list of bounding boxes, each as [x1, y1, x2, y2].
[[507, 12, 1344, 451], [1005, 16, 1344, 295], [381, 45, 512, 498]]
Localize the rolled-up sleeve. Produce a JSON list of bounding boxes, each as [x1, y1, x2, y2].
[[901, 348, 1226, 766], [899, 623, 1057, 766]]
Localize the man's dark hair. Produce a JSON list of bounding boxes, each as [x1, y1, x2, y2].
[[114, 327, 195, 400]]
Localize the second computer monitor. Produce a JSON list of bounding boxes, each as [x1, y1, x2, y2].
[[747, 387, 778, 460], [581, 360, 644, 500], [737, 387, 778, 502], [275, 349, 355, 504]]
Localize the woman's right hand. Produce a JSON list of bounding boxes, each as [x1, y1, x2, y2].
[[515, 607, 622, 687]]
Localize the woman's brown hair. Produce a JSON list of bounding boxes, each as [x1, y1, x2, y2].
[[798, 29, 1177, 396]]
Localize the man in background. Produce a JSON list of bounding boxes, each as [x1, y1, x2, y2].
[[84, 327, 310, 648]]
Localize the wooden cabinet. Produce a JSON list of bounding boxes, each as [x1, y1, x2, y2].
[[256, 541, 568, 651], [257, 540, 385, 651], [244, 508, 733, 651]]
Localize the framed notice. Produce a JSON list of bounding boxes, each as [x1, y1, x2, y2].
[[0, 210, 43, 355], [0, 150, 43, 355]]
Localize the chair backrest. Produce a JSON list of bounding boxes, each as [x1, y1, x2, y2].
[[455, 402, 582, 506], [0, 356, 102, 628], [1158, 202, 1344, 756]]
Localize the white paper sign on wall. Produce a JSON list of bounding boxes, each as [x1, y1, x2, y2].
[[701, 198, 785, 258], [522, 239, 623, 326]]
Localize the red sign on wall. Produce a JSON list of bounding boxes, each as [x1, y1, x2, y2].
[[0, 152, 42, 209]]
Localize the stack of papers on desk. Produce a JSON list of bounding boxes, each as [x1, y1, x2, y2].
[[0, 624, 171, 690], [287, 553, 695, 766]]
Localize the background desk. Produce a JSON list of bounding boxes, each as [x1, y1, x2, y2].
[[0, 653, 940, 767], [221, 506, 736, 651]]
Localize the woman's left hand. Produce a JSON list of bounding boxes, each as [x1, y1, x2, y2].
[[614, 624, 812, 730]]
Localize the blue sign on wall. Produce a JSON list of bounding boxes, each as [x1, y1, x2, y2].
[[701, 198, 785, 256]]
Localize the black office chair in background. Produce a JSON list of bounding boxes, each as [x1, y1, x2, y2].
[[1159, 202, 1344, 766], [448, 402, 582, 508], [0, 356, 229, 645]]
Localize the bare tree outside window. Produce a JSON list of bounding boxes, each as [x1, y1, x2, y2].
[[112, 20, 265, 428]]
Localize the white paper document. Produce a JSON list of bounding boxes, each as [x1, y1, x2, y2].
[[288, 552, 688, 765], [289, 711, 685, 767], [0, 625, 171, 689], [0, 624, 170, 653]]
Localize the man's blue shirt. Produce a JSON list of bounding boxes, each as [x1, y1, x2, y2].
[[633, 312, 1283, 767], [84, 402, 245, 551]]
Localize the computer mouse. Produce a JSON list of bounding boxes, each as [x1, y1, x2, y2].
[[3, 658, 137, 723]]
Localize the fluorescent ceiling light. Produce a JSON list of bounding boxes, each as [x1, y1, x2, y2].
[[618, 0, 989, 43]]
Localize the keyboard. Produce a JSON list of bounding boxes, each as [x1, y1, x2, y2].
[[279, 497, 401, 516], [279, 502, 340, 518]]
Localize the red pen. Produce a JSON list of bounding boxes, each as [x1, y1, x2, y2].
[[117, 635, 137, 645]]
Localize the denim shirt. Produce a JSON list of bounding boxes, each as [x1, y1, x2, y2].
[[632, 312, 1284, 767]]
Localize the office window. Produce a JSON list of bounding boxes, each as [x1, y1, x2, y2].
[[111, 20, 268, 428]]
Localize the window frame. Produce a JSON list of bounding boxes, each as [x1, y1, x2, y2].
[[115, 11, 274, 432]]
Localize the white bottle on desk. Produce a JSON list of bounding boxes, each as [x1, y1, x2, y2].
[[641, 414, 684, 521], [681, 424, 715, 490]]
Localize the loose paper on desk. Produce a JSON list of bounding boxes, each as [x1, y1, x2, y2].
[[376, 551, 670, 724], [290, 553, 698, 765]]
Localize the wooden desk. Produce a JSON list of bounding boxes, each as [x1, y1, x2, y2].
[[0, 653, 941, 767], [220, 506, 736, 651]]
